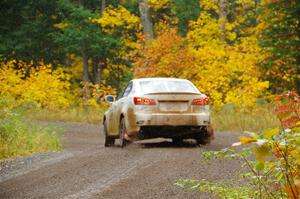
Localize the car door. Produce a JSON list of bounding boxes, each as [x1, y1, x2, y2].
[[107, 88, 124, 136], [111, 82, 133, 135]]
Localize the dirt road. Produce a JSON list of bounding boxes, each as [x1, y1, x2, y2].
[[0, 123, 243, 199]]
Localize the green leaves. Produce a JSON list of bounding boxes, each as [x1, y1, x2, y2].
[[176, 178, 257, 198]]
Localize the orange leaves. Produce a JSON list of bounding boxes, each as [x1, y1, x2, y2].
[[282, 117, 300, 129], [134, 28, 192, 79], [285, 181, 300, 199], [275, 91, 300, 129]]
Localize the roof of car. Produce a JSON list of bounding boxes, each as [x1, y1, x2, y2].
[[132, 78, 190, 82]]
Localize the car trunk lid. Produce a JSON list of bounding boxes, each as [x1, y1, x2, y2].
[[143, 92, 202, 113]]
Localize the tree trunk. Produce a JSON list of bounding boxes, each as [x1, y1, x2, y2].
[[101, 0, 106, 16], [218, 0, 227, 42], [78, 0, 83, 8], [78, 0, 89, 83], [82, 47, 90, 83], [139, 0, 154, 40], [92, 58, 102, 85]]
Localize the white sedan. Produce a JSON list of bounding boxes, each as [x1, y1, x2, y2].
[[103, 78, 214, 147]]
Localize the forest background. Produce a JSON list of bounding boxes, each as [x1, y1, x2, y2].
[[0, 0, 299, 158]]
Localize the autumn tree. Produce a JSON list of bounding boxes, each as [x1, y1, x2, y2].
[[258, 0, 300, 93], [93, 5, 141, 89], [52, 0, 122, 86], [186, 0, 269, 108], [171, 0, 201, 35], [134, 1, 269, 109], [134, 28, 192, 78]]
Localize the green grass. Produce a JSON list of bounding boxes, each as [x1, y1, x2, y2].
[[29, 107, 104, 124], [212, 105, 280, 132], [0, 98, 62, 159]]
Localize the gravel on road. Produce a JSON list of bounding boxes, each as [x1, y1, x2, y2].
[[0, 122, 243, 199]]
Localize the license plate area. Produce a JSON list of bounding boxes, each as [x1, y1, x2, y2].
[[159, 101, 188, 112]]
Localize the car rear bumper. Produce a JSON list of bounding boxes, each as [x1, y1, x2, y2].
[[137, 112, 210, 125], [126, 111, 211, 136]]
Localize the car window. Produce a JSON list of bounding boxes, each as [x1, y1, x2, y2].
[[117, 82, 133, 100], [123, 82, 133, 97], [117, 89, 125, 100], [140, 80, 198, 93]]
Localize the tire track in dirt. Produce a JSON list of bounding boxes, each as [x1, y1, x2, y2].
[[0, 123, 242, 199]]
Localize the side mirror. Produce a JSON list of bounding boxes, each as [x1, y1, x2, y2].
[[105, 95, 115, 103]]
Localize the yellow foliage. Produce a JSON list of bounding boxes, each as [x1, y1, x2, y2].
[[79, 82, 117, 110], [135, 0, 270, 110], [240, 136, 257, 144], [93, 5, 141, 35], [53, 22, 70, 29], [253, 145, 271, 163], [264, 127, 280, 139], [148, 0, 170, 9], [134, 25, 268, 109], [200, 0, 219, 13], [187, 5, 269, 109], [0, 60, 72, 109], [92, 5, 141, 56]]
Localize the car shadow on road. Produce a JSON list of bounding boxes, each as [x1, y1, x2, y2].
[[140, 140, 198, 148]]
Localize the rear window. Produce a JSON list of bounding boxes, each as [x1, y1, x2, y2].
[[140, 80, 198, 93]]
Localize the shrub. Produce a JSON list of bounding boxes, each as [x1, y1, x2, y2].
[[0, 60, 72, 109], [177, 92, 300, 198], [0, 60, 115, 124]]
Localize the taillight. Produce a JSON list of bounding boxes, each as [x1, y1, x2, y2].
[[192, 97, 209, 105], [133, 97, 156, 105]]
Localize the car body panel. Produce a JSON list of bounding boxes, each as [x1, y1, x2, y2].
[[104, 78, 211, 139]]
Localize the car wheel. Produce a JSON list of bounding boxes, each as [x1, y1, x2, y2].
[[196, 127, 213, 145], [119, 117, 129, 147], [104, 121, 115, 147], [196, 135, 210, 145]]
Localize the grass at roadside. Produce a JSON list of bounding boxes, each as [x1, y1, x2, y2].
[[31, 104, 279, 132], [29, 107, 104, 124], [0, 98, 62, 159], [212, 105, 279, 132], [1, 94, 279, 160]]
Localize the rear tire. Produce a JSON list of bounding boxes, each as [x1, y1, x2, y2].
[[119, 117, 129, 147], [196, 135, 211, 145], [196, 125, 214, 145], [104, 121, 115, 147]]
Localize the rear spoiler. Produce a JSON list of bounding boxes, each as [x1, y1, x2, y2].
[[144, 92, 201, 95]]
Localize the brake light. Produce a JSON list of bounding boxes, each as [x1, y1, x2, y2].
[[133, 97, 156, 105], [192, 97, 209, 105]]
